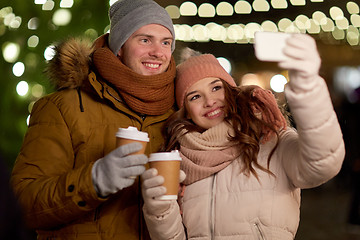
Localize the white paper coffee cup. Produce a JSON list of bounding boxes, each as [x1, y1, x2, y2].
[[149, 150, 182, 200], [116, 127, 149, 178]]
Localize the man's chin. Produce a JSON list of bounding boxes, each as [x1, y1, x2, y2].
[[142, 68, 164, 75]]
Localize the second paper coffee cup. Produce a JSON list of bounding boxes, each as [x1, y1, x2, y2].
[[116, 126, 149, 178], [149, 150, 182, 200]]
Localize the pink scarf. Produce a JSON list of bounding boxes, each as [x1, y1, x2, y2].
[[179, 122, 240, 185]]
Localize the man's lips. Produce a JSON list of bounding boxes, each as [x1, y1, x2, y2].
[[143, 62, 161, 69]]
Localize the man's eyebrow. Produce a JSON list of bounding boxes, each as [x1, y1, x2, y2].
[[132, 33, 152, 38], [132, 34, 173, 40], [162, 37, 173, 42]]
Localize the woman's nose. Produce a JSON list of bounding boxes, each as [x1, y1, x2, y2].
[[204, 96, 216, 107]]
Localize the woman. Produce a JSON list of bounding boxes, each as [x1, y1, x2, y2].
[[141, 34, 345, 240]]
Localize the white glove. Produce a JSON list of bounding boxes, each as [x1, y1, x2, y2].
[[141, 168, 186, 216], [92, 142, 148, 197], [278, 34, 321, 92]]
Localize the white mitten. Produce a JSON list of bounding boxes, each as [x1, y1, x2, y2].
[[141, 168, 186, 216], [92, 142, 148, 197], [179, 169, 186, 183], [278, 33, 321, 92]]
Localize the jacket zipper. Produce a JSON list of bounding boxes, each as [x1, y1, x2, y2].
[[106, 88, 122, 103], [254, 222, 266, 240], [210, 174, 216, 239]]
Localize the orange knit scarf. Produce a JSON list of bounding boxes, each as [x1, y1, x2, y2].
[[92, 34, 176, 115]]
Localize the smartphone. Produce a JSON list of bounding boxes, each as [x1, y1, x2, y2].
[[254, 31, 292, 62]]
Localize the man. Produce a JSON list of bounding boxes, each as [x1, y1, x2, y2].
[[10, 0, 176, 239]]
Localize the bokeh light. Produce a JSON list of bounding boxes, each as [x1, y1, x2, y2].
[[16, 81, 29, 96], [44, 45, 56, 61], [2, 42, 20, 63], [52, 9, 72, 26], [270, 74, 288, 92], [217, 57, 232, 74], [12, 62, 25, 77]]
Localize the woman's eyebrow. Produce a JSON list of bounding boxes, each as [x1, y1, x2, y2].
[[210, 79, 221, 84], [186, 90, 197, 98]]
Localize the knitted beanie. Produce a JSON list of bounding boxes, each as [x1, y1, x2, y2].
[[108, 0, 175, 55], [176, 54, 237, 108]]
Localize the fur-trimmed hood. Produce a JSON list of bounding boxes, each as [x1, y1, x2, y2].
[[45, 37, 94, 90]]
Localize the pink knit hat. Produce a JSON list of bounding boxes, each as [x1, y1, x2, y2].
[[176, 54, 236, 108]]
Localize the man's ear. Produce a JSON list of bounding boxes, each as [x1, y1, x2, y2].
[[117, 48, 122, 59]]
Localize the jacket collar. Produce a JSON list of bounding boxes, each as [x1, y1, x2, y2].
[[87, 71, 175, 123]]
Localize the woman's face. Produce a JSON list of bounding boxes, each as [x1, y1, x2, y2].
[[184, 77, 226, 130]]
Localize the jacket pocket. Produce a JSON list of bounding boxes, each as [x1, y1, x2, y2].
[[251, 221, 267, 240]]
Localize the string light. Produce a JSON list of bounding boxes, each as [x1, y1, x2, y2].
[[216, 2, 234, 16], [1, 0, 360, 103], [198, 3, 215, 17], [0, 1, 359, 166], [167, 1, 359, 46]]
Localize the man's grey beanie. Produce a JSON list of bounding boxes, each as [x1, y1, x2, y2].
[[108, 0, 175, 55]]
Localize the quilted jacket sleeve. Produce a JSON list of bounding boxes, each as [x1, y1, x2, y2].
[[10, 96, 107, 229], [143, 201, 186, 240], [280, 75, 345, 189]]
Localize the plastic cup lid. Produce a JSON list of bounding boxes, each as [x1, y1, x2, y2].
[[116, 127, 149, 142], [157, 195, 177, 200], [149, 150, 182, 161]]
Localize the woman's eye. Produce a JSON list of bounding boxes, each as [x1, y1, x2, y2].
[[213, 85, 222, 91], [189, 95, 200, 101]]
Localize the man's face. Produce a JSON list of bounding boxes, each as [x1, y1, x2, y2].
[[118, 24, 173, 75]]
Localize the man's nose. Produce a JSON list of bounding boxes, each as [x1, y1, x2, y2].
[[149, 43, 164, 58]]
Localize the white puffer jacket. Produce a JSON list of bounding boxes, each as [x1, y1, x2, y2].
[[143, 75, 345, 240]]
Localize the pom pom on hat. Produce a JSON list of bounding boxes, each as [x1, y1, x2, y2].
[[108, 0, 175, 55], [176, 48, 236, 108]]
